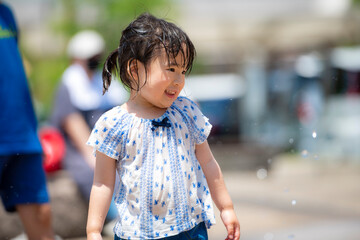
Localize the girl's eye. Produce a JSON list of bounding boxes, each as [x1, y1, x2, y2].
[[168, 68, 175, 72], [182, 70, 186, 75]]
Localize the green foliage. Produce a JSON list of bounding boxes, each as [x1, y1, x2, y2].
[[354, 0, 360, 5], [52, 0, 175, 50], [91, 0, 175, 51], [27, 55, 68, 119], [27, 0, 176, 118], [51, 0, 79, 38]]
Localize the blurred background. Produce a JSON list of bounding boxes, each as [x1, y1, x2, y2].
[[1, 0, 359, 239]]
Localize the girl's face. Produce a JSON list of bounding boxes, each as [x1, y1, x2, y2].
[[132, 49, 187, 110]]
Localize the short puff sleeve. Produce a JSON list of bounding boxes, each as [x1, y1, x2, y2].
[[177, 97, 212, 144], [86, 109, 125, 160]]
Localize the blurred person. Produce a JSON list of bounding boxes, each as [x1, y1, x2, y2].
[[0, 2, 56, 240], [50, 30, 128, 231], [86, 13, 240, 240], [267, 54, 294, 117], [291, 53, 324, 152]]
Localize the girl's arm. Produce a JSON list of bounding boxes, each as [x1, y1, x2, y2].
[[196, 140, 240, 240], [87, 151, 117, 240]]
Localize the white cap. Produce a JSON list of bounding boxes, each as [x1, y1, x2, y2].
[[67, 30, 105, 60]]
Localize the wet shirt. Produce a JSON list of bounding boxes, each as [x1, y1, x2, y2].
[[87, 96, 216, 239]]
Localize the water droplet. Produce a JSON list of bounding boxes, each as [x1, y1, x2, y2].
[[291, 200, 297, 205], [289, 138, 294, 144], [264, 232, 274, 240], [288, 234, 295, 239], [301, 150, 308, 158], [267, 158, 272, 164], [313, 154, 319, 160], [284, 188, 290, 193], [256, 168, 267, 180], [312, 131, 317, 138]]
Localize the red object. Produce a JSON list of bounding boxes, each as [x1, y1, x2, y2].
[[39, 127, 65, 173], [297, 102, 315, 125]]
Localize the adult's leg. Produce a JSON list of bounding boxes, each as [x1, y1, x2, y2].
[[16, 203, 54, 240], [0, 154, 55, 240]]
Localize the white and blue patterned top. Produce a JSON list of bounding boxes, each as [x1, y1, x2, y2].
[[87, 96, 216, 239]]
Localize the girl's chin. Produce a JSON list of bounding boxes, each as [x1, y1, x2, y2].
[[161, 102, 173, 108], [160, 99, 177, 108]]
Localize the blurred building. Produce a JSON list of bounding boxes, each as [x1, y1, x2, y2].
[[178, 0, 353, 66], [176, 0, 359, 161], [8, 0, 356, 59], [7, 0, 360, 161]]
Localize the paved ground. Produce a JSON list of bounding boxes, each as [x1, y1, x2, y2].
[[207, 154, 360, 240], [2, 146, 359, 240], [67, 152, 360, 240]]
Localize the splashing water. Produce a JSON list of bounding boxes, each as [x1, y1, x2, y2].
[[256, 168, 268, 180], [312, 131, 317, 138], [291, 200, 297, 206], [301, 150, 308, 158]]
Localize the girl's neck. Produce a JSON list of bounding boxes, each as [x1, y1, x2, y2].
[[123, 97, 167, 119]]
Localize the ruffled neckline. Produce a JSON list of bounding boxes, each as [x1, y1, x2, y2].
[[117, 104, 172, 122]]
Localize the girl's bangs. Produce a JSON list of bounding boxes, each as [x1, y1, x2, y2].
[[163, 39, 194, 72]]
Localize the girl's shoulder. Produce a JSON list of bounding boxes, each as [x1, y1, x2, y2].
[[100, 105, 126, 118], [173, 96, 197, 109], [95, 105, 130, 127], [172, 96, 201, 116], [172, 96, 212, 144]]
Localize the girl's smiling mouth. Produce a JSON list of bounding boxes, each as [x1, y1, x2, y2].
[[165, 89, 177, 98]]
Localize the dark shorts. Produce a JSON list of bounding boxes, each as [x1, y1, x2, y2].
[[0, 153, 49, 212], [115, 221, 208, 240]]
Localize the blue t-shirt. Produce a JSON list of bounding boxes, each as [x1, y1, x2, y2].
[[0, 3, 42, 155]]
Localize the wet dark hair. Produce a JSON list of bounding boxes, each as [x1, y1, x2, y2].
[[102, 12, 196, 94]]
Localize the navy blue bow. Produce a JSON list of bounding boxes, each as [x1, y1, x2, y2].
[[151, 117, 171, 131]]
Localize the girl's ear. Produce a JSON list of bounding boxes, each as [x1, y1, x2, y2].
[[127, 59, 139, 81]]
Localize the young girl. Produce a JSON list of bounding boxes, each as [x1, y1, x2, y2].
[[86, 13, 240, 240]]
